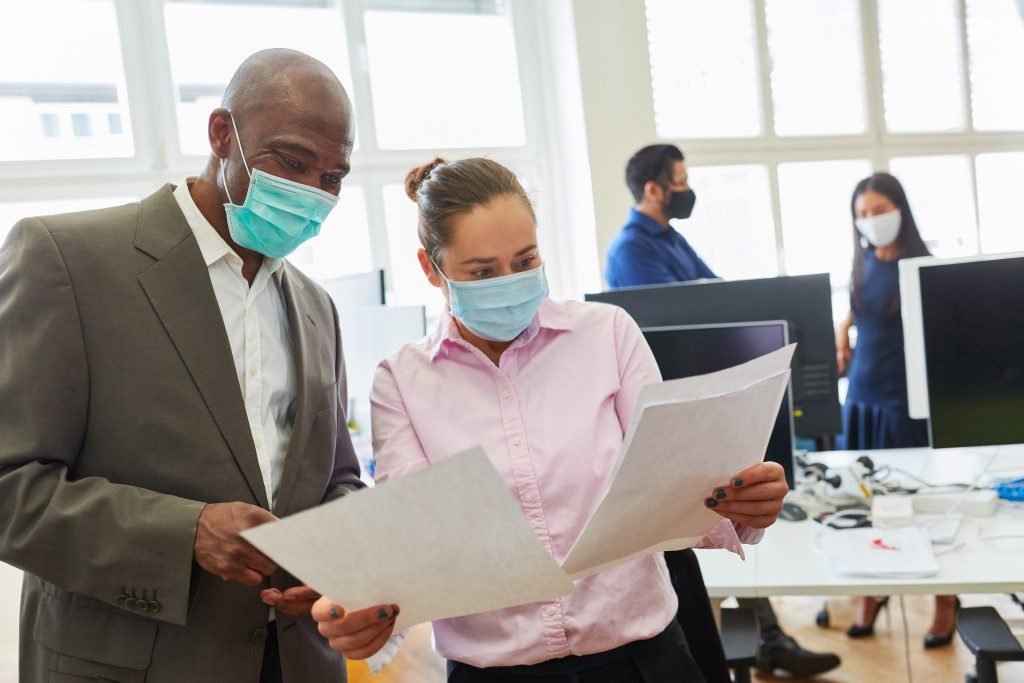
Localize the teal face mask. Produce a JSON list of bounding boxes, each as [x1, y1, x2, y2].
[[435, 261, 549, 342], [221, 114, 338, 259]]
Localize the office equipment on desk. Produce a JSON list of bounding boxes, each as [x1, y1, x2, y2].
[[587, 273, 840, 440], [318, 268, 387, 307], [640, 321, 797, 487], [900, 252, 1024, 443]]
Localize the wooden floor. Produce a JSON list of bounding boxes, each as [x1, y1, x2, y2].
[[347, 594, 1024, 683]]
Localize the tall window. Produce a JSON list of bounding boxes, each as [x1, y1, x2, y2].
[[1, 0, 550, 315], [645, 0, 1024, 320]]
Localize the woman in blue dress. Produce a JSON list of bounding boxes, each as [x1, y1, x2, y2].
[[835, 172, 958, 648]]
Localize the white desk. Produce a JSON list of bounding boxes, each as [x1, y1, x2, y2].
[[696, 446, 1024, 598]]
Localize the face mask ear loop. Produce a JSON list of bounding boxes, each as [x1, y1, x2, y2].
[[228, 112, 252, 178]]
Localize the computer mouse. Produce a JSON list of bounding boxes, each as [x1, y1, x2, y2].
[[779, 502, 808, 522]]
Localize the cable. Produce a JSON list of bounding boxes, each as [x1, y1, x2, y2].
[[899, 594, 913, 683]]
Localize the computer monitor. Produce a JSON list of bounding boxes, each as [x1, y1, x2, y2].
[[641, 321, 796, 487], [318, 269, 386, 307], [587, 273, 839, 440], [914, 253, 1024, 448]]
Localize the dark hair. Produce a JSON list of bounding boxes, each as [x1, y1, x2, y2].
[[404, 157, 536, 268], [625, 144, 684, 203], [850, 172, 931, 312]]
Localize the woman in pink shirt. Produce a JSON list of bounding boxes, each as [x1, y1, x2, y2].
[[313, 157, 787, 681]]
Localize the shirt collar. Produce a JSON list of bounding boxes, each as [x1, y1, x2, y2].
[[629, 208, 670, 237], [427, 297, 572, 362], [173, 178, 284, 280]]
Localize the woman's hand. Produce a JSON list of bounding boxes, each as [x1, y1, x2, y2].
[[311, 596, 399, 659], [705, 461, 787, 529], [836, 314, 853, 375], [260, 585, 319, 618]]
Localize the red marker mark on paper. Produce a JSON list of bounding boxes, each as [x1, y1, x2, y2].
[[872, 538, 901, 551]]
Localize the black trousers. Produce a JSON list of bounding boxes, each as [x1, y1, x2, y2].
[[447, 619, 705, 682], [260, 622, 283, 683]]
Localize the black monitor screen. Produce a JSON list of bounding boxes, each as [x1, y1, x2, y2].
[[920, 256, 1024, 448], [641, 322, 795, 487], [587, 273, 839, 439]]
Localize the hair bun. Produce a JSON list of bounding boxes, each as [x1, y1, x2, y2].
[[404, 157, 448, 202]]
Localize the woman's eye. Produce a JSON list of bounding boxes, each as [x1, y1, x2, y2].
[[519, 257, 536, 268], [472, 269, 492, 278]]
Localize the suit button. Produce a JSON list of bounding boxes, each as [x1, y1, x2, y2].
[[136, 600, 149, 613], [115, 594, 128, 606], [148, 601, 161, 613], [252, 628, 269, 644], [124, 598, 137, 610]]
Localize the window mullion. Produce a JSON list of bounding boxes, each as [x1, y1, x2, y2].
[[752, 0, 776, 139], [957, 0, 976, 134], [859, 0, 887, 158]]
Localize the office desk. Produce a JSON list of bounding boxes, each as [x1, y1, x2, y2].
[[696, 446, 1024, 598]]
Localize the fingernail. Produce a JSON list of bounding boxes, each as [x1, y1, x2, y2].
[[734, 478, 744, 487], [715, 488, 727, 499], [329, 608, 339, 619], [377, 608, 389, 620], [705, 498, 718, 508]]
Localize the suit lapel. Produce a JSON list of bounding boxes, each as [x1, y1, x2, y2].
[[135, 185, 270, 509], [274, 267, 322, 515]]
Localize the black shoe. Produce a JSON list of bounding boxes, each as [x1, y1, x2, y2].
[[756, 628, 842, 677], [923, 597, 962, 649], [847, 596, 890, 638]]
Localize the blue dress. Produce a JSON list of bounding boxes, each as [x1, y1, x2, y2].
[[840, 250, 929, 450]]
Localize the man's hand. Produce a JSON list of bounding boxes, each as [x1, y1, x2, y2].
[[194, 502, 277, 585], [311, 597, 399, 660], [261, 585, 320, 617], [704, 461, 787, 529]]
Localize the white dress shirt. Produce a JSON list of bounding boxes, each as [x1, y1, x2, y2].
[[173, 178, 297, 511]]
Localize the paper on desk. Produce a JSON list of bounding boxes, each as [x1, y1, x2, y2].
[[818, 526, 939, 577], [242, 448, 577, 631], [561, 345, 795, 580]]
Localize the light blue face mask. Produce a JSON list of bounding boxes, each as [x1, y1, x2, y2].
[[434, 261, 549, 342], [221, 114, 338, 259]]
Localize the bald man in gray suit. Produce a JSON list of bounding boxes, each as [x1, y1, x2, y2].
[[0, 49, 364, 682]]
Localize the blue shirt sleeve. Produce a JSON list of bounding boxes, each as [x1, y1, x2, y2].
[[606, 241, 680, 288]]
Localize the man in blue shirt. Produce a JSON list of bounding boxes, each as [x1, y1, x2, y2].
[[605, 144, 716, 288], [605, 144, 842, 679]]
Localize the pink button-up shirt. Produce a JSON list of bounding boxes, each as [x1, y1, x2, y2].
[[370, 299, 762, 668]]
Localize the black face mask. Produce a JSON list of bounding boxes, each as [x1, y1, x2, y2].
[[666, 189, 696, 220]]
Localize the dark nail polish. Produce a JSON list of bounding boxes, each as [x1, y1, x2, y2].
[[734, 478, 744, 487], [715, 488, 727, 499], [329, 608, 339, 619], [377, 608, 389, 619], [705, 498, 718, 508]]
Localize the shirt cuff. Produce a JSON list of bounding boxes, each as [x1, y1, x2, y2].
[[694, 519, 764, 559], [365, 630, 408, 675]]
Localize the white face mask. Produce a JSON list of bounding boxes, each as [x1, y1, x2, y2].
[[855, 209, 901, 247]]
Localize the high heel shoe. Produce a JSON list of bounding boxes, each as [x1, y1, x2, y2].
[[923, 597, 961, 649], [847, 596, 890, 637]]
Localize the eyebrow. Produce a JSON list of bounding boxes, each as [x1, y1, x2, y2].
[[267, 138, 350, 174], [459, 244, 538, 266]]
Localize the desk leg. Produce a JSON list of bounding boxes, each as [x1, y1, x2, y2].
[[711, 597, 723, 631]]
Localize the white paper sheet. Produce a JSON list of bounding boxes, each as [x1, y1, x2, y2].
[[561, 345, 795, 580], [242, 448, 577, 631], [818, 526, 939, 577]]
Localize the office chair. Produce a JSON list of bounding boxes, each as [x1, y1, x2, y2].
[[665, 548, 759, 683], [956, 606, 1024, 683]]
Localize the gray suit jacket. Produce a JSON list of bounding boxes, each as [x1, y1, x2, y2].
[[0, 185, 365, 682]]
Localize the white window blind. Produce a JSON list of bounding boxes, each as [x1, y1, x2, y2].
[[645, 0, 762, 139], [765, 0, 867, 136], [683, 164, 778, 279], [966, 0, 1024, 131], [878, 0, 966, 133]]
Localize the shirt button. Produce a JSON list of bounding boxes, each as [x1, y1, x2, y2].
[[249, 366, 257, 377], [523, 491, 535, 503], [545, 606, 557, 617], [511, 437, 521, 447], [253, 439, 262, 450], [502, 389, 511, 399]]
